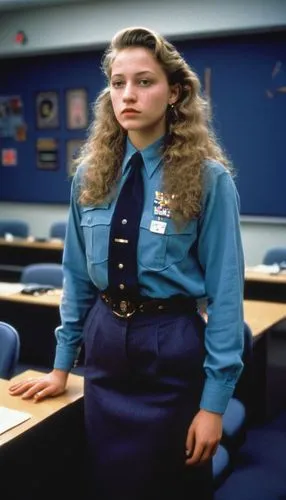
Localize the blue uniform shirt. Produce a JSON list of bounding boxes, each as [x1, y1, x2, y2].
[[55, 136, 244, 414]]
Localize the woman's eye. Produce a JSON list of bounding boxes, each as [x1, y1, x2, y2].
[[139, 79, 151, 87], [112, 80, 124, 88]]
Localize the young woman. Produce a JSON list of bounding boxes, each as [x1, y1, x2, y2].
[[9, 26, 245, 500]]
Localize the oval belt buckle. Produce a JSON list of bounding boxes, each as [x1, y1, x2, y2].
[[113, 300, 136, 318]]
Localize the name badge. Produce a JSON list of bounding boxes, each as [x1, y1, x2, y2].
[[150, 220, 167, 234], [153, 191, 171, 219]]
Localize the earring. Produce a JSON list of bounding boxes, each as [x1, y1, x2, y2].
[[168, 102, 178, 121]]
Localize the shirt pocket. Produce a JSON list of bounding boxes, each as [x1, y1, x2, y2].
[[80, 204, 112, 264], [138, 213, 197, 271]]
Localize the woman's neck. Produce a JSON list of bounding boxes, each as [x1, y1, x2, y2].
[[128, 129, 166, 151]]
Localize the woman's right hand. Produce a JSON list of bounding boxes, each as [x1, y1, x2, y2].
[[8, 369, 69, 402]]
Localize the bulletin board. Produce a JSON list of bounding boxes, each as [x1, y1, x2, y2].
[[0, 31, 285, 217]]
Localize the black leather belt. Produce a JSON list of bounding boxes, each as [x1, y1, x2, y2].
[[100, 292, 197, 319]]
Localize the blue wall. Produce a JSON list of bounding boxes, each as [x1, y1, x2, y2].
[[0, 50, 104, 204], [1, 30, 285, 216]]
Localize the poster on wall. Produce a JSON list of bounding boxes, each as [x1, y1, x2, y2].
[[66, 139, 84, 176], [36, 138, 59, 170], [66, 88, 88, 129], [0, 95, 25, 138], [36, 91, 60, 129], [1, 148, 17, 166]]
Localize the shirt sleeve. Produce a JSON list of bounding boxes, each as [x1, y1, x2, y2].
[[197, 165, 245, 414], [54, 169, 98, 371]]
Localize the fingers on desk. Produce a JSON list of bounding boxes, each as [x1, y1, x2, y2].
[[9, 377, 36, 391], [9, 377, 59, 402], [32, 386, 55, 402], [9, 378, 44, 398]]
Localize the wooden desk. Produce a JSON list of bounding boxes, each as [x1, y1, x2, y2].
[[1, 288, 285, 414], [0, 288, 62, 307], [244, 268, 286, 302], [245, 269, 286, 285], [0, 237, 64, 282], [0, 369, 83, 447], [1, 293, 285, 425], [0, 237, 64, 251], [243, 299, 286, 423], [0, 370, 85, 499], [244, 299, 286, 337], [0, 288, 285, 339], [196, 299, 286, 423]]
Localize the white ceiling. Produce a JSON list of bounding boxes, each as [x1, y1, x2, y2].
[[0, 0, 81, 11]]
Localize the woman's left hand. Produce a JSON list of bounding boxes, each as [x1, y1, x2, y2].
[[185, 409, 223, 465]]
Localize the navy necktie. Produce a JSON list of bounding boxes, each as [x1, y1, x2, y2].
[[108, 151, 144, 298]]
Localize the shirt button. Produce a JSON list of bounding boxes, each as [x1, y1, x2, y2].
[[119, 283, 125, 290], [121, 219, 127, 225], [118, 263, 124, 269]]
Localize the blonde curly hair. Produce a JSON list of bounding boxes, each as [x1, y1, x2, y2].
[[76, 26, 231, 222]]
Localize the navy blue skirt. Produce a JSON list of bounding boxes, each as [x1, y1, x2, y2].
[[83, 297, 213, 500]]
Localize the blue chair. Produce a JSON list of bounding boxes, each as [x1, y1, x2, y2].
[[0, 321, 20, 379], [213, 321, 253, 488], [0, 219, 30, 238], [213, 445, 231, 489], [263, 247, 286, 266], [213, 399, 247, 489], [49, 221, 67, 240], [220, 321, 253, 453], [21, 263, 63, 288]]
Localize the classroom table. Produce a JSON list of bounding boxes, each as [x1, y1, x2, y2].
[[243, 299, 286, 422], [0, 369, 83, 447], [244, 268, 286, 302], [0, 370, 85, 499], [0, 284, 285, 341], [0, 237, 64, 251], [0, 237, 64, 282], [0, 286, 62, 307], [245, 270, 286, 285], [1, 286, 285, 422], [243, 299, 286, 337]]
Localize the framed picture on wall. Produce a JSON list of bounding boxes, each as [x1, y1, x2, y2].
[[66, 138, 84, 176], [36, 91, 60, 129], [66, 88, 88, 130], [1, 148, 17, 166], [36, 138, 59, 170]]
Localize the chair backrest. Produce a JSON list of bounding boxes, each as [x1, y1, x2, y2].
[[21, 263, 64, 288], [0, 219, 30, 238], [0, 321, 20, 379], [49, 221, 67, 240], [263, 247, 286, 266]]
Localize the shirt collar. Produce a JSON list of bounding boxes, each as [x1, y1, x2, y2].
[[122, 135, 165, 178]]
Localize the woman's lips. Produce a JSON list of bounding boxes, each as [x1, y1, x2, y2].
[[122, 108, 140, 115]]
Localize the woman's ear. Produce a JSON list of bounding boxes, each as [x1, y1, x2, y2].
[[169, 83, 181, 105]]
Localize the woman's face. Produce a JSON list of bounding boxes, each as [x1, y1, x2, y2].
[[110, 47, 179, 148]]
